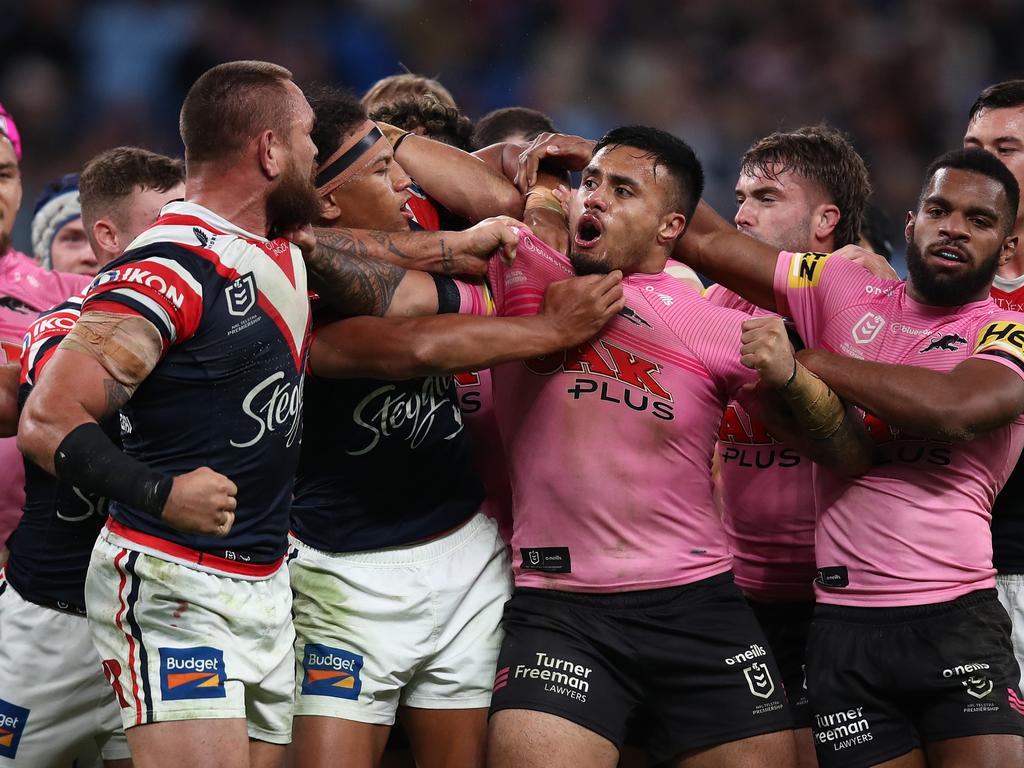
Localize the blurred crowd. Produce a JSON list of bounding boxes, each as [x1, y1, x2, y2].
[[4, 0, 1024, 271]]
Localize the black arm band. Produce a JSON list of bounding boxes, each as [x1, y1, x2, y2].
[[433, 274, 462, 314], [54, 422, 173, 518]]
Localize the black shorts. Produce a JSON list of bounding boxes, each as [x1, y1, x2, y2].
[[489, 572, 792, 763], [806, 590, 1024, 768], [748, 597, 814, 728]]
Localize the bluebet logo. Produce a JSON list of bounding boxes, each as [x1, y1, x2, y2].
[[159, 646, 226, 701], [0, 698, 29, 758], [301, 644, 363, 700]]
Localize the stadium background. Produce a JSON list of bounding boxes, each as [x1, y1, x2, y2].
[[3, 0, 1023, 275]]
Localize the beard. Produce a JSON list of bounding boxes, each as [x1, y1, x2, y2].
[[266, 159, 321, 234], [569, 249, 612, 276], [905, 238, 1000, 306]]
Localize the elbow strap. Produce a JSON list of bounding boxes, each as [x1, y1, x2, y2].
[[433, 274, 462, 314], [54, 422, 173, 518]]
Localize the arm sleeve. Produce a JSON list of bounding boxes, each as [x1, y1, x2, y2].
[[971, 314, 1024, 381], [772, 250, 892, 347]]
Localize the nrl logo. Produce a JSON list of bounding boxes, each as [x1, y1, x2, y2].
[[225, 272, 257, 317], [743, 662, 775, 700]]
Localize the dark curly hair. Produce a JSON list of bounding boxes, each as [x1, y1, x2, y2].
[[369, 95, 474, 151]]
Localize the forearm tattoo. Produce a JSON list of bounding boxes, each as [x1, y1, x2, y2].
[[308, 228, 407, 316]]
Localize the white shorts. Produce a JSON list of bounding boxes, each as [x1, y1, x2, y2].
[[289, 512, 511, 725], [996, 573, 1024, 692], [85, 526, 295, 743], [0, 573, 130, 765]]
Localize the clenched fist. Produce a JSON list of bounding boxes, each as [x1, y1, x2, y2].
[[740, 316, 796, 388], [161, 467, 238, 537]]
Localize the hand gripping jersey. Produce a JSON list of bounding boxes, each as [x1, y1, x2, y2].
[[5, 291, 119, 614], [0, 250, 91, 546], [989, 272, 1024, 574], [775, 251, 1024, 607], [80, 202, 310, 571], [487, 232, 758, 592], [705, 285, 816, 601]]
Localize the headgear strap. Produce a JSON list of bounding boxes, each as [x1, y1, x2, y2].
[[315, 121, 390, 196]]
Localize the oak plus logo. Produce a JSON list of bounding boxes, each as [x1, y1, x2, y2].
[[851, 312, 886, 345], [525, 340, 675, 420], [225, 272, 257, 317]]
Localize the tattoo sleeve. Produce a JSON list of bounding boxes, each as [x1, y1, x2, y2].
[[307, 228, 408, 316]]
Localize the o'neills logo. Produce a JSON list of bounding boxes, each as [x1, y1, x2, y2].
[[514, 652, 592, 702], [231, 370, 303, 449], [724, 643, 767, 666]]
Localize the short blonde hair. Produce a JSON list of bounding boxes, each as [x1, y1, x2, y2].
[[362, 73, 456, 112]]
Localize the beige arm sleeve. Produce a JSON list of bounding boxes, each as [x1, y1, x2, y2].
[[59, 311, 163, 390], [780, 362, 846, 440]]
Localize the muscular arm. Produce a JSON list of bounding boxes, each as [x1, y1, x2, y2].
[[746, 380, 875, 476], [394, 134, 523, 221], [674, 200, 781, 311], [0, 362, 19, 437], [311, 272, 625, 379], [305, 219, 522, 317], [17, 313, 158, 473], [740, 317, 874, 474], [798, 349, 1024, 442]]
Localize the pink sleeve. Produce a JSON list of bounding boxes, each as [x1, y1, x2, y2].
[[455, 279, 495, 316], [704, 284, 757, 313], [662, 296, 757, 399], [772, 250, 889, 348]]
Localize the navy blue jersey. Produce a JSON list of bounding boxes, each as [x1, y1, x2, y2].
[[291, 358, 484, 552], [5, 293, 119, 613], [81, 202, 310, 572]]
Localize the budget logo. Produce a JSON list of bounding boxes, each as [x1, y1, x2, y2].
[[225, 272, 257, 317], [851, 312, 885, 345], [0, 698, 29, 758], [159, 646, 226, 701], [743, 662, 775, 700], [301, 644, 363, 700]]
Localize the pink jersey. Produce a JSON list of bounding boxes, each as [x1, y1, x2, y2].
[[453, 368, 513, 543], [705, 285, 816, 601], [775, 251, 1024, 607], [0, 249, 90, 545], [488, 233, 757, 592]]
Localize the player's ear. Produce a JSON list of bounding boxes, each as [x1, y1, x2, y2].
[[658, 211, 686, 245], [319, 191, 342, 224], [816, 203, 840, 241], [904, 211, 915, 244], [1000, 234, 1019, 267], [258, 130, 280, 180]]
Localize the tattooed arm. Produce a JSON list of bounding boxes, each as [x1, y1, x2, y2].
[[306, 216, 525, 316]]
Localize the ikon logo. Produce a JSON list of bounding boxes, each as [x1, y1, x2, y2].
[[743, 662, 775, 699], [851, 312, 885, 345], [225, 273, 257, 317]]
